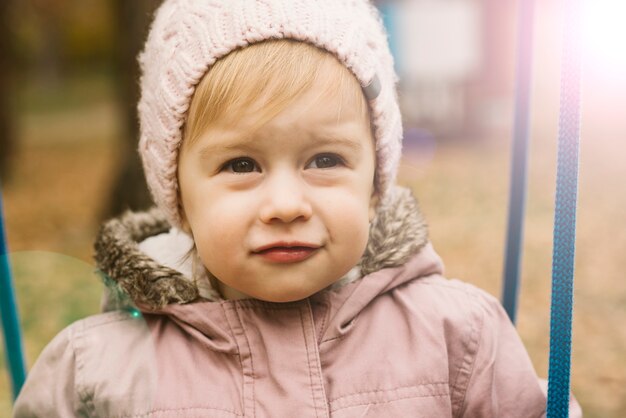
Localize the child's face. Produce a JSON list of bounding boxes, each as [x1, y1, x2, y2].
[[178, 75, 377, 302]]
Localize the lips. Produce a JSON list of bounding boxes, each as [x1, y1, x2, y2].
[[252, 242, 320, 263]]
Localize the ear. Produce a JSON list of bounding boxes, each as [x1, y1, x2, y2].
[[178, 203, 193, 235], [177, 183, 194, 234], [368, 190, 379, 223]]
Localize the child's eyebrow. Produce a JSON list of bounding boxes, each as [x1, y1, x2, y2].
[[198, 139, 254, 159], [196, 132, 363, 158], [309, 135, 364, 152]]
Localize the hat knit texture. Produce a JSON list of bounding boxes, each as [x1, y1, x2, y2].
[[138, 0, 403, 228]]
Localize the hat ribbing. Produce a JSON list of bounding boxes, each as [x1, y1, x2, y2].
[[138, 0, 403, 227]]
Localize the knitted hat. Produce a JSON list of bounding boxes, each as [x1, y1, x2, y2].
[[138, 0, 403, 228]]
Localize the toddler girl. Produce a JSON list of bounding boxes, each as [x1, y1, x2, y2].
[[14, 0, 581, 416]]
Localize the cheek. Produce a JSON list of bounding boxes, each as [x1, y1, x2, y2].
[[319, 188, 371, 248], [186, 192, 252, 261], [342, 209, 371, 249], [329, 206, 371, 278]]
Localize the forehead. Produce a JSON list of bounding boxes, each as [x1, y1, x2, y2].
[[194, 95, 371, 156], [191, 69, 372, 153], [258, 76, 368, 132], [231, 59, 367, 124]]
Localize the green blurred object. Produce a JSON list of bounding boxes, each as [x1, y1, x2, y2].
[[0, 188, 27, 400]]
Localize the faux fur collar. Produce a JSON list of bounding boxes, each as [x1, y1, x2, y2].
[[94, 186, 429, 310]]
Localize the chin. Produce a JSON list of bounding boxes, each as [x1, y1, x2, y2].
[[253, 287, 320, 303]]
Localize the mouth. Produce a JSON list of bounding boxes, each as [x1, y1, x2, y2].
[[252, 242, 321, 263]]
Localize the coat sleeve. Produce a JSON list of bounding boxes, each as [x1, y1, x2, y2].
[[12, 325, 87, 418], [458, 289, 582, 418]]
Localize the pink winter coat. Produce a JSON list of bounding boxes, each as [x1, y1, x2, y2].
[[13, 188, 581, 417]]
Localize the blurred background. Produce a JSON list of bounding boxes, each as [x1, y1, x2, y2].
[[1, 0, 625, 416]]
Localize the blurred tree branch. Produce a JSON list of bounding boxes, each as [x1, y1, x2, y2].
[[0, 0, 16, 182], [30, 0, 66, 88], [102, 0, 162, 220]]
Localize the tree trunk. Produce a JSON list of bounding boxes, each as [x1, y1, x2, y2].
[[0, 0, 15, 182], [102, 0, 162, 220]]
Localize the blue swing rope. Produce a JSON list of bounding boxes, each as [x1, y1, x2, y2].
[[547, 0, 582, 414], [502, 0, 536, 325], [502, 0, 580, 412], [0, 188, 27, 400]]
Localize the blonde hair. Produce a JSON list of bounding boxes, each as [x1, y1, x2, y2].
[[182, 39, 371, 148]]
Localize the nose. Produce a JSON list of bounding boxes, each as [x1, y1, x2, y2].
[[259, 171, 313, 224]]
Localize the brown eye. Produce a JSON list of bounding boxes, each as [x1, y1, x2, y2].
[[226, 158, 258, 173], [310, 154, 342, 169]]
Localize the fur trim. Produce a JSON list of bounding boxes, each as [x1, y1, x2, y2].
[[94, 186, 428, 310], [360, 187, 429, 275], [94, 208, 199, 310]]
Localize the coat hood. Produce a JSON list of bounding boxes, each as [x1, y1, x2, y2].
[[94, 186, 440, 313]]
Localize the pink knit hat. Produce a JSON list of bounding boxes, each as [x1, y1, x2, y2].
[[138, 0, 403, 228]]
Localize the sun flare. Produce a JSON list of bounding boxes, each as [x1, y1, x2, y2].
[[582, 0, 626, 76]]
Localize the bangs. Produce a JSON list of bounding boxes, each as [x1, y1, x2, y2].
[[182, 39, 369, 147]]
